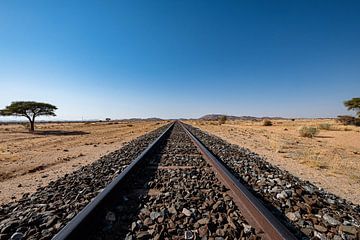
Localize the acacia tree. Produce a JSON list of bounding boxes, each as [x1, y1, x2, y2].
[[344, 98, 360, 117], [0, 101, 57, 131]]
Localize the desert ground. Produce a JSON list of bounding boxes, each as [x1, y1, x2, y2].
[[1, 119, 359, 206], [185, 119, 360, 204], [0, 120, 167, 204]]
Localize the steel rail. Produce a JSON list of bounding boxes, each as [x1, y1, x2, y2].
[[180, 122, 297, 240], [52, 122, 174, 240]]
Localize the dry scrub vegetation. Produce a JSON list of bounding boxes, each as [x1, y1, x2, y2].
[[186, 119, 360, 204], [0, 120, 167, 203]]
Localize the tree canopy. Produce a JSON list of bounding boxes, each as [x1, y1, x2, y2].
[[0, 101, 57, 131], [344, 98, 360, 117]]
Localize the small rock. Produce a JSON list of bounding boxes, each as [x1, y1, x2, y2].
[[323, 214, 340, 226], [150, 211, 161, 220], [314, 231, 327, 240], [276, 191, 287, 199], [212, 201, 223, 211], [198, 225, 208, 237], [182, 208, 192, 217], [105, 211, 116, 222], [54, 222, 62, 230], [136, 231, 150, 239], [303, 185, 314, 194], [339, 225, 357, 235], [184, 230, 194, 239], [157, 216, 164, 223], [143, 217, 153, 226], [216, 228, 225, 236], [314, 224, 327, 233], [45, 216, 58, 228], [197, 218, 209, 225], [270, 186, 279, 193], [286, 212, 299, 222], [131, 222, 137, 231], [140, 208, 150, 216], [301, 228, 312, 236], [168, 206, 177, 215], [10, 232, 24, 240], [160, 208, 169, 217], [333, 236, 342, 240], [66, 212, 76, 220], [124, 233, 134, 240], [242, 224, 252, 234]]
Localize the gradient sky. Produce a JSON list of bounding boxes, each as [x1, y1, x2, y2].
[[1, 1, 359, 120]]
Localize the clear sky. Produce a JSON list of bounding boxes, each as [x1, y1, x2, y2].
[[1, 1, 359, 120]]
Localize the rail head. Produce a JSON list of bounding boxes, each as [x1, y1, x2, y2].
[[180, 122, 297, 240], [52, 122, 174, 240]]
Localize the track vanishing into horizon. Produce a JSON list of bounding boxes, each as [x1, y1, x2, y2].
[[0, 122, 359, 240], [52, 122, 295, 240]]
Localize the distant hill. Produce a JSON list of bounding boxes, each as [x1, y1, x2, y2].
[[126, 117, 163, 121], [199, 114, 285, 120]]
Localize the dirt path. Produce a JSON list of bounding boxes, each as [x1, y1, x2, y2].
[[0, 121, 167, 204]]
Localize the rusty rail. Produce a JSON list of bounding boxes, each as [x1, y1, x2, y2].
[[180, 122, 297, 240]]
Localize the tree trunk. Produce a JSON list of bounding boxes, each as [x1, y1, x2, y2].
[[30, 120, 35, 132]]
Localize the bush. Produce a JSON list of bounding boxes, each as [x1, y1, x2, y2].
[[337, 115, 356, 125], [355, 118, 360, 126], [263, 120, 272, 126], [318, 123, 331, 130], [299, 126, 320, 138], [218, 116, 227, 125]]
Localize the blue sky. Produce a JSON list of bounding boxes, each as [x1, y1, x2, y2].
[[1, 1, 359, 120]]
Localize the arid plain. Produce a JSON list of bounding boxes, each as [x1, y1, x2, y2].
[[1, 119, 359, 205], [0, 120, 167, 203], [186, 119, 360, 204]]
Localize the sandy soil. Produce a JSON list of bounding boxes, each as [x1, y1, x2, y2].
[[0, 120, 167, 204], [186, 119, 360, 204]]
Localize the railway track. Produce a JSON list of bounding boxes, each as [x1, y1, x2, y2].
[[1, 121, 359, 240], [52, 122, 296, 240]]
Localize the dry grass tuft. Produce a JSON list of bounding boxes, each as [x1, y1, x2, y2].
[[263, 120, 273, 126], [318, 123, 332, 130], [299, 126, 320, 138]]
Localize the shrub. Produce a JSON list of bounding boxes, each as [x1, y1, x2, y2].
[[299, 126, 320, 138], [218, 115, 227, 125], [263, 120, 273, 126], [337, 115, 356, 125], [355, 118, 360, 126], [318, 123, 331, 130]]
